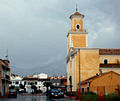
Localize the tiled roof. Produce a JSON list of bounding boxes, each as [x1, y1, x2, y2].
[[99, 49, 120, 55], [49, 76, 67, 80], [0, 59, 9, 65], [81, 75, 99, 85], [100, 64, 120, 67], [74, 12, 83, 16], [22, 77, 50, 81], [22, 77, 38, 80], [38, 78, 50, 81], [70, 11, 84, 19], [81, 71, 120, 85]]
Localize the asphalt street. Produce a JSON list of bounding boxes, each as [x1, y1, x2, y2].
[[0, 94, 76, 101]]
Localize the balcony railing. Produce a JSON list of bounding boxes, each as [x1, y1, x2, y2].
[[69, 29, 88, 33], [1, 71, 10, 80], [6, 75, 10, 80], [100, 64, 120, 68]]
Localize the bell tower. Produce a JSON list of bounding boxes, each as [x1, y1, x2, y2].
[[67, 10, 88, 54], [67, 9, 99, 93]]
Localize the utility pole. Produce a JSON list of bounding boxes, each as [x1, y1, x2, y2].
[[5, 66, 6, 96]]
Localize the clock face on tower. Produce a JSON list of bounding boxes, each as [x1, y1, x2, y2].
[[76, 24, 80, 30]]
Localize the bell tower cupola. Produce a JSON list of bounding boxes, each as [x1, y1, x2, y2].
[[67, 10, 88, 54], [70, 11, 84, 31]]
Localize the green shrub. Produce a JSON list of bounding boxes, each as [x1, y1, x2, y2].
[[82, 93, 98, 101], [105, 93, 119, 101]]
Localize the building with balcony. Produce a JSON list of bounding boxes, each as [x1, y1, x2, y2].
[[9, 74, 23, 90], [0, 59, 10, 96]]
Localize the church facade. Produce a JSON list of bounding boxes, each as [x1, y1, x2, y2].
[[66, 11, 120, 93]]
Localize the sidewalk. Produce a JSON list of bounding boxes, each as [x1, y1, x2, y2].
[[65, 95, 77, 100], [0, 96, 8, 98]]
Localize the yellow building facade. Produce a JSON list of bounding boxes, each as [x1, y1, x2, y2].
[[81, 71, 120, 94], [67, 11, 120, 93]]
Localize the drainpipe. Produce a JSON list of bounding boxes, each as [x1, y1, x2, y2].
[[78, 49, 81, 100]]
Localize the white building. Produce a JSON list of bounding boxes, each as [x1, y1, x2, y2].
[[9, 74, 23, 88], [22, 73, 49, 93], [9, 73, 49, 93]]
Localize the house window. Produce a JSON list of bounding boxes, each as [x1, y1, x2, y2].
[[104, 59, 108, 64], [87, 87, 89, 93], [82, 88, 84, 93], [69, 76, 72, 82], [24, 81, 26, 85], [16, 81, 19, 84], [57, 83, 60, 86], [35, 82, 37, 85]]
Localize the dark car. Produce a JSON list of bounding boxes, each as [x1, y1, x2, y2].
[[8, 90, 17, 98], [47, 89, 64, 98]]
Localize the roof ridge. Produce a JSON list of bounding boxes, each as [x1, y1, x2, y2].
[[70, 11, 84, 19], [100, 49, 120, 55]]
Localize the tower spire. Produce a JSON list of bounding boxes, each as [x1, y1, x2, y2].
[[76, 4, 78, 12]]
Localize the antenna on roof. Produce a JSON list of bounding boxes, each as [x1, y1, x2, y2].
[[76, 4, 78, 12]]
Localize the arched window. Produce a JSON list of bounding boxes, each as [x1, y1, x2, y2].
[[76, 24, 80, 30], [104, 59, 108, 64]]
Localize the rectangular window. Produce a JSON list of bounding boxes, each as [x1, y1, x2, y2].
[[35, 82, 37, 85], [24, 81, 26, 85], [87, 87, 89, 93], [9, 82, 12, 84], [16, 81, 19, 84]]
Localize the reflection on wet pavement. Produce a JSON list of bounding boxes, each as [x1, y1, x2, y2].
[[0, 94, 76, 101]]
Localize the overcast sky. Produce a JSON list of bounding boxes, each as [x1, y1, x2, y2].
[[0, 0, 120, 76]]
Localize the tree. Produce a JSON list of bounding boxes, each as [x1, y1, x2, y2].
[[19, 84, 25, 89], [43, 81, 52, 92], [9, 85, 15, 90], [31, 84, 37, 93]]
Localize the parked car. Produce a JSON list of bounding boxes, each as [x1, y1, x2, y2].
[[8, 90, 17, 98], [47, 89, 64, 98]]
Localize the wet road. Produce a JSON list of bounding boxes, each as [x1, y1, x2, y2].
[[0, 94, 76, 101]]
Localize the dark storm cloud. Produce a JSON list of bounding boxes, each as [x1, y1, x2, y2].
[[0, 0, 120, 76]]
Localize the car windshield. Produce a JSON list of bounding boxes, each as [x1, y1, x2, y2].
[[51, 89, 60, 93], [9, 90, 17, 93]]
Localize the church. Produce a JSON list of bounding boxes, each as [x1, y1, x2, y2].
[[66, 10, 120, 93]]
